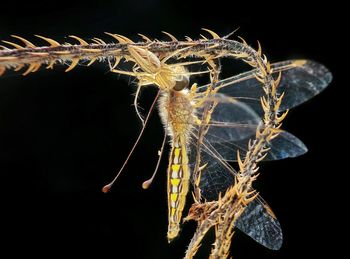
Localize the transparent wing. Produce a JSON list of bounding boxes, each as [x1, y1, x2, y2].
[[203, 95, 308, 161], [188, 141, 283, 250], [189, 146, 235, 201], [199, 60, 332, 115], [236, 198, 283, 250], [207, 129, 308, 162]]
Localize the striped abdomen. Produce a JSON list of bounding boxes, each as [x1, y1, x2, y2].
[[167, 134, 190, 241]]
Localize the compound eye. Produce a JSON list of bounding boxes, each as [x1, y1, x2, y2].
[[173, 76, 189, 91]]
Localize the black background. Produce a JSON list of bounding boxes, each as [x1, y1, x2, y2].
[[0, 1, 343, 258]]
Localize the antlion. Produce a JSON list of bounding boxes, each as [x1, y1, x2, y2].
[[0, 29, 332, 258]]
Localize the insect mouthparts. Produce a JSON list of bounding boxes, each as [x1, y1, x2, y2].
[[174, 75, 189, 91]]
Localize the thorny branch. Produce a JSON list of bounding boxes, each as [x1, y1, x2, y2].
[[183, 37, 285, 259], [0, 30, 287, 259]]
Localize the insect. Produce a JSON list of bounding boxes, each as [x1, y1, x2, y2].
[[0, 31, 332, 253], [101, 55, 331, 246]]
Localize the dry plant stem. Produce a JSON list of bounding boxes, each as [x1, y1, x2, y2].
[[184, 45, 284, 258], [2, 37, 263, 75]]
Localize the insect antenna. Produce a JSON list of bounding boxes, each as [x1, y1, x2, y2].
[[142, 127, 167, 189], [102, 90, 160, 193]]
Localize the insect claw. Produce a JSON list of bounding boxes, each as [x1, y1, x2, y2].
[[190, 82, 197, 93]]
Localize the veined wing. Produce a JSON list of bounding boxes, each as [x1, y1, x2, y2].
[[201, 94, 308, 161], [199, 60, 332, 115], [188, 139, 283, 250], [236, 197, 283, 250], [186, 59, 331, 249]]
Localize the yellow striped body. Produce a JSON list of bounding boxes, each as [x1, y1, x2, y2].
[[158, 89, 194, 242], [167, 134, 190, 241]]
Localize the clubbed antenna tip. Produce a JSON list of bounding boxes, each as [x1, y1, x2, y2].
[[142, 179, 152, 189], [102, 184, 112, 193]]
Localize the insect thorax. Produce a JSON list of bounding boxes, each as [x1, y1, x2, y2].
[[158, 89, 195, 139]]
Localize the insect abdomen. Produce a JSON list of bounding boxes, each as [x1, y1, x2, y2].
[[167, 134, 190, 241]]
